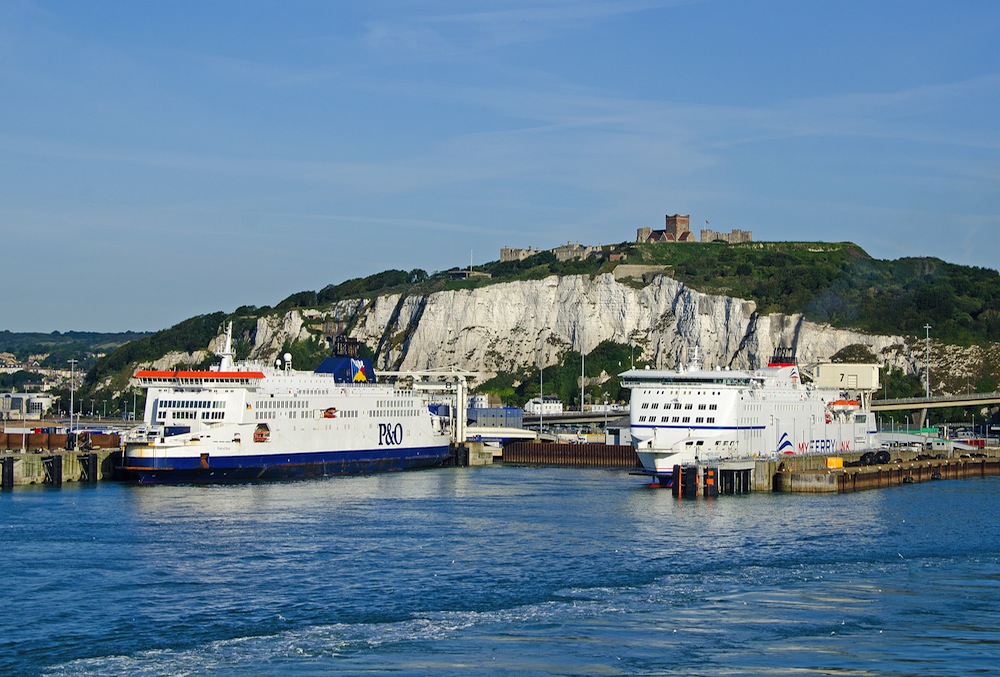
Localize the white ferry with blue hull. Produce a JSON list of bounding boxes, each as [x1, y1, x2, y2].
[[621, 348, 878, 484], [121, 328, 451, 484]]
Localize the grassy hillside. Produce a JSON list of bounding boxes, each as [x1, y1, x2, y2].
[[0, 330, 151, 369]]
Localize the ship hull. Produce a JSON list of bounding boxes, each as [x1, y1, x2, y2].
[[122, 443, 452, 484]]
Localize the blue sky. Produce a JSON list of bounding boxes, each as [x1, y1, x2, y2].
[[3, 0, 999, 332]]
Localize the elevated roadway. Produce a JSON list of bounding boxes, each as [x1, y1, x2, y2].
[[871, 392, 1000, 429], [522, 411, 627, 428], [871, 392, 1000, 411]]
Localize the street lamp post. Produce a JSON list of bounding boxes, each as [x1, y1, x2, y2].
[[924, 324, 932, 398], [67, 359, 78, 433], [21, 398, 26, 453], [539, 365, 544, 434]]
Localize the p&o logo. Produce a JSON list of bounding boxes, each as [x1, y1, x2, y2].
[[378, 423, 404, 446]]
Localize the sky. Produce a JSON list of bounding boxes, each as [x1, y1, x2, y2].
[[2, 0, 999, 333]]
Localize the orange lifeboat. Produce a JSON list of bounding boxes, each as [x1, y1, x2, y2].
[[828, 399, 859, 410]]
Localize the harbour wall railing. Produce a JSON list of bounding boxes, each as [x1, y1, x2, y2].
[[0, 432, 120, 452]]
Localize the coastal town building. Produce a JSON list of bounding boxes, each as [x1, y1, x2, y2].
[[524, 396, 564, 415], [468, 393, 502, 409], [446, 268, 492, 281], [500, 246, 541, 263], [0, 393, 56, 420], [552, 242, 602, 262]]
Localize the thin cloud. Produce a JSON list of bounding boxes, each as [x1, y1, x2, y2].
[[363, 0, 694, 56]]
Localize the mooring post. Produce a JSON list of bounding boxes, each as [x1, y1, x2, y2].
[[42, 455, 63, 486], [1, 456, 14, 490]]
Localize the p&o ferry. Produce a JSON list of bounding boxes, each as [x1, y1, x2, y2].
[[120, 327, 451, 484], [620, 348, 878, 483]]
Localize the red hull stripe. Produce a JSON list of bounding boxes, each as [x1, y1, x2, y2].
[[134, 370, 265, 379]]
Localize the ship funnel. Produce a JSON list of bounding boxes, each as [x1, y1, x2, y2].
[[218, 322, 235, 371]]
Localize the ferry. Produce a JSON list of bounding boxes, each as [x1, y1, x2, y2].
[[120, 326, 452, 484], [620, 348, 878, 484]]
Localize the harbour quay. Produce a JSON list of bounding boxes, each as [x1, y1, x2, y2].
[[4, 436, 997, 494], [772, 448, 1000, 494], [498, 441, 1000, 496], [1, 450, 120, 488], [1, 432, 122, 488]]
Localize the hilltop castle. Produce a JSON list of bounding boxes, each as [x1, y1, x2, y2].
[[501, 212, 753, 264], [500, 242, 603, 263], [636, 214, 695, 243], [637, 214, 752, 244]]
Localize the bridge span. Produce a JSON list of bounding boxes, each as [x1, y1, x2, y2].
[[871, 392, 1000, 428], [872, 392, 1000, 411]]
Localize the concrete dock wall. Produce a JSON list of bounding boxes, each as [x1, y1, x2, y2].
[[1, 451, 121, 487]]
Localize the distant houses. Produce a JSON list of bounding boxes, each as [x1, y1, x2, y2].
[[1, 393, 56, 420], [524, 396, 564, 415]]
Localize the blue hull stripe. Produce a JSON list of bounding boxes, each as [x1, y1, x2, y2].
[[123, 445, 451, 484]]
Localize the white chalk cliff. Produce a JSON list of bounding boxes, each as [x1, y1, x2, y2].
[[239, 273, 916, 380]]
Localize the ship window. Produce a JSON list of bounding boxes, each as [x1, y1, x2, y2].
[[684, 404, 693, 410], [672, 416, 679, 423], [673, 403, 681, 410], [651, 403, 659, 409], [709, 404, 717, 410], [696, 417, 704, 423], [707, 417, 715, 423], [698, 404, 706, 410], [682, 417, 690, 423]]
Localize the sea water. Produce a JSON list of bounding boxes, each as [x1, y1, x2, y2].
[[1, 466, 999, 676]]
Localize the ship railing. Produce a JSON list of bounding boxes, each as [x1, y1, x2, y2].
[[122, 425, 165, 443]]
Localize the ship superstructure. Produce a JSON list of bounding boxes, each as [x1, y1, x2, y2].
[[620, 349, 878, 477]]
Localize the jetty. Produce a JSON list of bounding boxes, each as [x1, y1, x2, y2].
[[498, 441, 1000, 496], [0, 431, 122, 488]]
